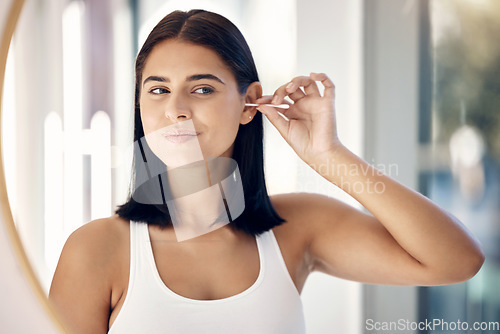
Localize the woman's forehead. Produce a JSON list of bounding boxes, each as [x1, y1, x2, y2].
[[142, 39, 232, 80]]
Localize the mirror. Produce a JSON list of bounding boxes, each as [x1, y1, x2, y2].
[[1, 1, 366, 332], [0, 0, 67, 332]]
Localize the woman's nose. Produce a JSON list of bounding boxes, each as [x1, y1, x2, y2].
[[164, 95, 191, 121]]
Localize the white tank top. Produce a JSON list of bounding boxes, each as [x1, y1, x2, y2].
[[108, 221, 306, 334]]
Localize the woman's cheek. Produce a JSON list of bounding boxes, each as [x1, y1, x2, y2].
[[140, 102, 161, 130], [140, 114, 158, 135]]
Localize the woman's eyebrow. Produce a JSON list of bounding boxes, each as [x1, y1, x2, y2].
[[143, 75, 167, 86], [142, 74, 225, 86], [186, 74, 225, 85]]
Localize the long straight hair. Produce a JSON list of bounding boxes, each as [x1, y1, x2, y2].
[[115, 9, 284, 235]]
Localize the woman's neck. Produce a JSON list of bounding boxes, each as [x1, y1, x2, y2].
[[164, 157, 234, 241]]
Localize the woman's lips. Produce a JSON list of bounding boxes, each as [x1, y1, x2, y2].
[[162, 130, 199, 144]]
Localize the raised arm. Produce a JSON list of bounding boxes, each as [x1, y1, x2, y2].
[[257, 73, 484, 285]]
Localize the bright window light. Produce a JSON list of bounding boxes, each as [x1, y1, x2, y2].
[[62, 0, 85, 234]]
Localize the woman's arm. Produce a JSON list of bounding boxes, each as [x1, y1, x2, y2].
[[310, 147, 483, 285], [49, 219, 118, 334], [257, 73, 484, 285]]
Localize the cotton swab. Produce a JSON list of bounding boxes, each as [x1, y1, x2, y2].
[[245, 103, 290, 109]]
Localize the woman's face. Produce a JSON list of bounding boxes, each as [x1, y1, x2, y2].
[[139, 39, 254, 162]]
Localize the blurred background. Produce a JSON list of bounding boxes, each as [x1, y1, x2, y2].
[[1, 0, 499, 333]]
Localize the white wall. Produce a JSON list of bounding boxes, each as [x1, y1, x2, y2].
[[295, 0, 364, 333]]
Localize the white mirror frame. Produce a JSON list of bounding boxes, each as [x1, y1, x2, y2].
[[0, 1, 67, 332]]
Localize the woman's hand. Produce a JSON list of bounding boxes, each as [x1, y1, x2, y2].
[[256, 72, 341, 165]]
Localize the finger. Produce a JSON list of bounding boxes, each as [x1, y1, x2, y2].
[[271, 82, 293, 105], [255, 95, 273, 104], [288, 75, 321, 97], [257, 105, 290, 139], [310, 72, 335, 98], [287, 86, 305, 102], [255, 95, 294, 108], [271, 75, 313, 104], [253, 97, 301, 119]]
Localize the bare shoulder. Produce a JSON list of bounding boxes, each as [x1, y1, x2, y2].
[[53, 216, 129, 278], [54, 214, 131, 291], [50, 214, 130, 292], [49, 215, 130, 333], [64, 215, 129, 259]]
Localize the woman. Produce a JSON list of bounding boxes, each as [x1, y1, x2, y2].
[[49, 9, 484, 334]]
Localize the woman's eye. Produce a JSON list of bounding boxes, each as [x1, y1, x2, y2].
[[193, 87, 214, 95], [149, 88, 169, 95]]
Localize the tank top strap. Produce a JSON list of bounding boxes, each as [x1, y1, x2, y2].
[[128, 221, 156, 286], [257, 230, 300, 296], [127, 221, 139, 290]]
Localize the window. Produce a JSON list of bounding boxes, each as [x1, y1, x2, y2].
[[419, 0, 500, 330]]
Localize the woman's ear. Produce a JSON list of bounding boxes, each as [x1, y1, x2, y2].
[[240, 82, 263, 124]]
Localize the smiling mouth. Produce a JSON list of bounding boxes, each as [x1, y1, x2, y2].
[[162, 130, 199, 144]]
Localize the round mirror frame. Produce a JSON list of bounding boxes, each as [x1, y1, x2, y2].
[[0, 1, 68, 332]]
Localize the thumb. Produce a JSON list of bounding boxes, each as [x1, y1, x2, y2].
[[258, 106, 290, 140]]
